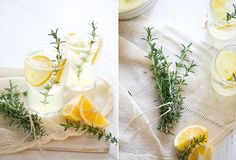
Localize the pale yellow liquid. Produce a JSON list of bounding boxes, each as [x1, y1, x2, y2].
[[208, 24, 236, 40], [119, 0, 146, 12], [25, 50, 67, 116], [63, 33, 102, 91], [211, 67, 236, 96], [211, 50, 236, 96], [208, 0, 236, 39], [28, 84, 64, 116], [67, 59, 95, 91]]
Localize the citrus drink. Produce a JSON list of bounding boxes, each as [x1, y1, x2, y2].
[[211, 45, 236, 96], [24, 47, 68, 116], [208, 0, 236, 40], [63, 32, 103, 91]]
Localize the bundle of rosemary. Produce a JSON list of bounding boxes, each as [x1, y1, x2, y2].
[[142, 27, 197, 134], [0, 81, 46, 139]]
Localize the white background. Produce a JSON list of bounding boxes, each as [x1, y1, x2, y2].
[[129, 0, 236, 159], [0, 0, 118, 159]]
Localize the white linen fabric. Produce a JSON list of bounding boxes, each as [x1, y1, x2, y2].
[[0, 71, 114, 154], [119, 21, 236, 159]]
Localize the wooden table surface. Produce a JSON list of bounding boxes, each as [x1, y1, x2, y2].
[[130, 0, 236, 159], [0, 0, 118, 159]]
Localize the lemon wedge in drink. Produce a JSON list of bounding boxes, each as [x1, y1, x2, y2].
[[55, 59, 67, 83], [62, 97, 82, 122], [217, 23, 236, 30], [79, 94, 109, 128], [216, 50, 236, 80], [174, 125, 208, 151], [24, 55, 53, 87], [189, 143, 213, 160], [91, 39, 103, 65]]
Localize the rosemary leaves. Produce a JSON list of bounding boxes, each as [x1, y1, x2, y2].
[[177, 135, 206, 160], [142, 27, 197, 134], [61, 119, 118, 144], [0, 81, 46, 139], [226, 4, 236, 22], [40, 28, 65, 104], [76, 20, 98, 78]]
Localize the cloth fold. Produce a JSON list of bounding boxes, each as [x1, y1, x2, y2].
[[119, 21, 236, 159], [0, 74, 114, 154]]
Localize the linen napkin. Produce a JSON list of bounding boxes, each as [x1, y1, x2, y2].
[[0, 69, 115, 154], [119, 21, 236, 159]]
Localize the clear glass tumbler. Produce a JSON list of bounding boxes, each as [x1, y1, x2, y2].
[[24, 45, 68, 116], [208, 0, 236, 40], [63, 31, 103, 91], [211, 45, 236, 96]]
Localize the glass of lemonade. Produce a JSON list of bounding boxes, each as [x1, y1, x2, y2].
[[211, 45, 236, 96], [63, 31, 103, 91], [208, 0, 236, 40], [24, 45, 68, 116]]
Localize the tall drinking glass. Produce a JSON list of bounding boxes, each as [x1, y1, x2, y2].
[[63, 31, 103, 91]]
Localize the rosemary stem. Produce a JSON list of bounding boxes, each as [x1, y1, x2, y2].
[[76, 20, 97, 78]]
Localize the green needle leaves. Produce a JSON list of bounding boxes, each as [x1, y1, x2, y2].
[[40, 28, 65, 105], [61, 119, 118, 145], [226, 4, 236, 22], [142, 27, 197, 134], [177, 135, 207, 160], [0, 81, 46, 139]]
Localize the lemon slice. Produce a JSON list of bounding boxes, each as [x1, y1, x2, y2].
[[55, 59, 67, 83], [79, 94, 109, 128], [217, 23, 236, 30], [91, 39, 103, 65], [189, 144, 213, 160], [62, 97, 82, 122], [211, 0, 227, 22], [216, 50, 236, 80], [174, 125, 208, 151], [24, 55, 53, 87]]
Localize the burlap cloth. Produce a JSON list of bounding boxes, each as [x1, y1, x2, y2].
[[119, 21, 236, 159], [0, 70, 114, 154]]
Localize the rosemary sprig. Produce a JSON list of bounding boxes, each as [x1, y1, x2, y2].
[[177, 135, 207, 160], [142, 27, 197, 134], [0, 81, 46, 139], [60, 119, 118, 144], [226, 4, 236, 22], [233, 73, 236, 81], [128, 90, 132, 96], [40, 28, 65, 104], [76, 20, 97, 78]]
